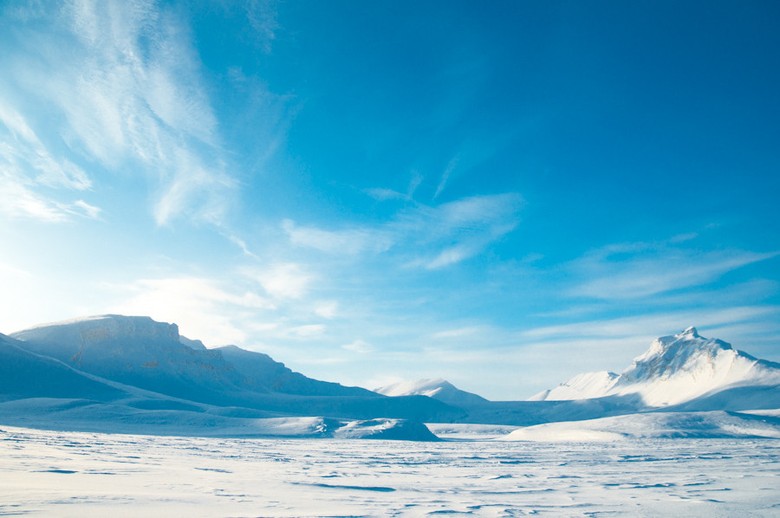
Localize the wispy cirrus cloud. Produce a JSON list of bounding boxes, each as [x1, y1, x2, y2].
[[283, 193, 523, 270], [282, 219, 393, 256], [0, 100, 97, 222], [522, 305, 780, 341], [0, 0, 235, 225], [568, 240, 779, 300], [242, 262, 313, 300]]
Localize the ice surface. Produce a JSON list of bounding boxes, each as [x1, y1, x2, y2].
[[1, 425, 778, 516]]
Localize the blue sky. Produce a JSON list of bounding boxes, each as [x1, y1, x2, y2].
[[1, 0, 779, 399]]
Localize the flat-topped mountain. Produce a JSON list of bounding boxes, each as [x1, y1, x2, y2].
[[7, 315, 458, 424]]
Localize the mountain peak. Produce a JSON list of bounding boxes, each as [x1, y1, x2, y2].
[[532, 328, 779, 407]]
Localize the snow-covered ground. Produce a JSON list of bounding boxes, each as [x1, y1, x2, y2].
[[2, 425, 779, 517]]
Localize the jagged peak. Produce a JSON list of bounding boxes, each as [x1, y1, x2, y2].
[[679, 326, 699, 338]]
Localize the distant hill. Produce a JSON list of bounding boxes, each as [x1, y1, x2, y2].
[[375, 378, 489, 407]]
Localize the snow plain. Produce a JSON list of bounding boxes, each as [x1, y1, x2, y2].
[[2, 425, 779, 517]]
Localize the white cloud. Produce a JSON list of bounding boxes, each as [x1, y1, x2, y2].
[[282, 219, 393, 255], [109, 276, 275, 346], [1, 0, 235, 226], [314, 300, 339, 319], [521, 305, 780, 341], [71, 200, 101, 219], [432, 326, 481, 339], [342, 339, 374, 354], [246, 263, 312, 300], [433, 155, 459, 199], [288, 324, 325, 338], [283, 193, 522, 269], [569, 242, 779, 300]]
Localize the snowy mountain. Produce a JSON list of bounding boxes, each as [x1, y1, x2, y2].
[[4, 317, 780, 440], [375, 378, 489, 407], [7, 315, 459, 425], [531, 327, 780, 407], [216, 344, 375, 397], [11, 315, 373, 402]]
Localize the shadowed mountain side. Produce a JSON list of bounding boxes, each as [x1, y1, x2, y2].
[[7, 316, 463, 423], [0, 333, 125, 401], [11, 316, 247, 403], [216, 345, 377, 397], [11, 315, 376, 407]]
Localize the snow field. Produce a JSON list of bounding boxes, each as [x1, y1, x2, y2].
[[2, 425, 779, 517]]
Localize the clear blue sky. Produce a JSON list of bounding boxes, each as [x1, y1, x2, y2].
[[1, 0, 778, 399]]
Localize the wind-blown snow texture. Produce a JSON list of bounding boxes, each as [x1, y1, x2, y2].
[[2, 425, 779, 516]]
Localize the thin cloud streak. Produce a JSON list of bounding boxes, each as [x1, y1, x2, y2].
[[283, 193, 523, 269], [569, 241, 779, 300]]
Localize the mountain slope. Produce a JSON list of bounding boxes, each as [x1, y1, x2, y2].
[[532, 327, 780, 407], [216, 345, 376, 397], [11, 315, 247, 405], [528, 371, 620, 401], [375, 378, 489, 407], [8, 315, 460, 423], [0, 333, 126, 401]]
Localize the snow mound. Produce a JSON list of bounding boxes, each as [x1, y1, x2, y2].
[[333, 418, 440, 441], [531, 327, 780, 407], [375, 378, 488, 407], [503, 410, 780, 442], [0, 397, 439, 441]]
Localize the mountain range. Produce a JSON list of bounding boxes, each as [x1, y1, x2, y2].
[[2, 315, 779, 440]]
